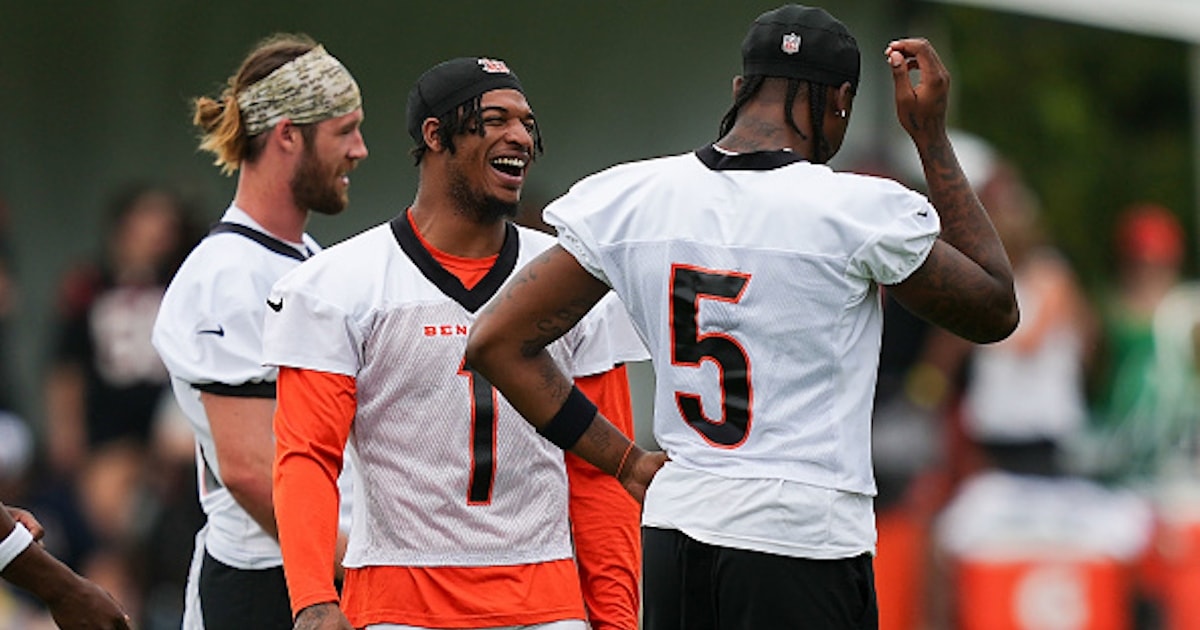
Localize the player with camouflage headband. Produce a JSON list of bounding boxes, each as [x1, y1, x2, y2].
[[151, 33, 366, 630]]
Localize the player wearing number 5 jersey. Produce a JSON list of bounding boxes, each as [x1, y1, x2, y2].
[[467, 5, 1019, 629], [266, 57, 648, 630]]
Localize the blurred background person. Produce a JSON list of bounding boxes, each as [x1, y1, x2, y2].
[[931, 168, 1157, 630], [45, 183, 195, 479], [1083, 202, 1200, 629], [1087, 203, 1192, 483], [958, 157, 1097, 478], [39, 182, 201, 628]]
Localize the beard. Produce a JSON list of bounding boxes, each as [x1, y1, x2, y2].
[[447, 161, 518, 225], [291, 145, 348, 216]]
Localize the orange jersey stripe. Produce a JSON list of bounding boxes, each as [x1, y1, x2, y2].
[[341, 560, 585, 628]]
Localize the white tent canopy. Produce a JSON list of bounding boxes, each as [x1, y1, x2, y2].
[[924, 0, 1200, 44]]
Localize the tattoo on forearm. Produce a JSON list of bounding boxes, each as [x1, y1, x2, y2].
[[580, 420, 619, 475], [518, 296, 594, 357], [535, 361, 572, 401], [295, 604, 336, 630]]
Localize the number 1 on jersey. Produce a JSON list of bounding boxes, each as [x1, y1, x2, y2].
[[458, 361, 497, 505], [670, 265, 753, 447]]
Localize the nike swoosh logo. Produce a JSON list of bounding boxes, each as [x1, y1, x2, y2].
[[267, 298, 283, 312], [917, 209, 930, 218], [198, 326, 225, 337]]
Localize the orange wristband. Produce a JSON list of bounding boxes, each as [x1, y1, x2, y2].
[[615, 441, 636, 479]]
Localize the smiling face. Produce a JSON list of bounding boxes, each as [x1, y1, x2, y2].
[[443, 89, 536, 224], [291, 107, 368, 216]]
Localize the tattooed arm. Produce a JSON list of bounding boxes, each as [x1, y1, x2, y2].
[[467, 246, 664, 502], [293, 602, 352, 630], [883, 38, 1019, 344]]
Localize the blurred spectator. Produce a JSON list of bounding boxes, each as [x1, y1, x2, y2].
[[37, 182, 202, 628], [959, 159, 1097, 477], [1080, 202, 1200, 629], [875, 132, 1144, 630], [932, 191, 1163, 630], [45, 184, 193, 477], [1087, 203, 1191, 482]]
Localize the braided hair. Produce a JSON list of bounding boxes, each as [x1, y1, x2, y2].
[[717, 76, 832, 164]]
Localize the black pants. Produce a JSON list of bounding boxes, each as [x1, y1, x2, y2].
[[642, 527, 878, 630], [199, 550, 293, 630]]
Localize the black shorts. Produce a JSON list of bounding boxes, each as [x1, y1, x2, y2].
[[199, 550, 293, 630], [642, 527, 878, 630]]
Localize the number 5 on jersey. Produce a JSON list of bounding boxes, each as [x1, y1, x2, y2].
[[670, 264, 752, 447]]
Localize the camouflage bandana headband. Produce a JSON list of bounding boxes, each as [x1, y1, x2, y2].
[[236, 45, 362, 136]]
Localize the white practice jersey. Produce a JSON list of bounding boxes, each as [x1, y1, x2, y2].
[[262, 216, 647, 569], [153, 205, 339, 569], [545, 145, 939, 559]]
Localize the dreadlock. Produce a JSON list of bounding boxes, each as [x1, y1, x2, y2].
[[410, 95, 545, 165], [807, 81, 829, 164], [717, 75, 834, 164], [718, 75, 765, 139]]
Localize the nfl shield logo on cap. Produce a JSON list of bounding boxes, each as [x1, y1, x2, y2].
[[478, 58, 511, 74], [781, 32, 801, 55]]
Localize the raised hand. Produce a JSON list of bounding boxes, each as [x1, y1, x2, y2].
[[885, 38, 951, 144]]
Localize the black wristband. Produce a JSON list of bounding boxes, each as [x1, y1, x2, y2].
[[538, 386, 598, 450]]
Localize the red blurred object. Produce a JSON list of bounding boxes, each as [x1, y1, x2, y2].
[[1116, 203, 1184, 266]]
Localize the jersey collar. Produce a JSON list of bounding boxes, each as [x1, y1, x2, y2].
[[695, 144, 805, 171], [389, 209, 520, 313]]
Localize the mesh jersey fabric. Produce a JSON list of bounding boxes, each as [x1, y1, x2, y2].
[[264, 216, 648, 625], [544, 146, 939, 558]]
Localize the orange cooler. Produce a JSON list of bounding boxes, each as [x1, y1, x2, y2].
[[953, 555, 1131, 630]]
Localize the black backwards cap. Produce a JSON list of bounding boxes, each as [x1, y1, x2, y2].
[[406, 57, 525, 143], [741, 4, 860, 92]]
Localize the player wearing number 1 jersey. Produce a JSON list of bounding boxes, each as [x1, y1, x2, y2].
[[267, 57, 648, 630], [467, 5, 1018, 629]]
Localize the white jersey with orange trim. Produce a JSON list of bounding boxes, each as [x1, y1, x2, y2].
[[544, 145, 940, 559], [262, 216, 647, 569]]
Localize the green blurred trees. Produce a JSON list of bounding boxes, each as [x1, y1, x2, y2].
[[932, 6, 1194, 291]]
